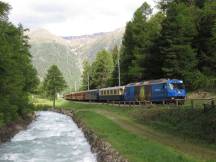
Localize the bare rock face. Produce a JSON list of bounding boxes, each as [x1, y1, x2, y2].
[[55, 109, 128, 162]]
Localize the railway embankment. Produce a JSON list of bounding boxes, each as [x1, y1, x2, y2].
[[135, 108, 216, 145], [52, 108, 128, 162], [0, 113, 35, 144]]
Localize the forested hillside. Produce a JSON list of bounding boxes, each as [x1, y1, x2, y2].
[[28, 28, 123, 90], [81, 0, 216, 91], [120, 0, 216, 90]]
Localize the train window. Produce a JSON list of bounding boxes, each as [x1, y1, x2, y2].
[[119, 89, 122, 94], [173, 83, 184, 89], [168, 83, 174, 90]]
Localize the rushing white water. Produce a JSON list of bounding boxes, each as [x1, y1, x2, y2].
[[0, 111, 97, 162]]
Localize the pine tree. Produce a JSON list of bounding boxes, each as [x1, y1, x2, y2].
[[121, 2, 166, 83], [143, 12, 165, 79], [80, 60, 91, 90], [0, 1, 39, 122], [196, 1, 216, 76], [111, 45, 120, 86], [121, 2, 153, 83], [159, 2, 198, 79], [120, 22, 134, 85], [43, 65, 67, 108], [0, 1, 9, 21], [91, 50, 114, 88]]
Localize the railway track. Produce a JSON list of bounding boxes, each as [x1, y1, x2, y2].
[[67, 99, 185, 107]]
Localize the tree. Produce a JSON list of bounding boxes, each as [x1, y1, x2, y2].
[[80, 60, 91, 90], [0, 1, 10, 21], [120, 2, 165, 83], [143, 12, 165, 79], [0, 1, 39, 122], [91, 50, 114, 88], [110, 45, 120, 86], [158, 2, 198, 79], [43, 65, 67, 108], [196, 1, 216, 76], [121, 2, 153, 84]]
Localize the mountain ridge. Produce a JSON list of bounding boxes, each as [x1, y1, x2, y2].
[[28, 28, 124, 89]]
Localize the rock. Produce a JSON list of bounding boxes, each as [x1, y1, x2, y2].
[[0, 113, 36, 144]]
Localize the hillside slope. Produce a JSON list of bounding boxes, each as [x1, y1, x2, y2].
[[28, 28, 124, 89]]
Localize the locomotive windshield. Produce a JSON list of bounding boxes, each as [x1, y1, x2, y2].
[[168, 83, 184, 90]]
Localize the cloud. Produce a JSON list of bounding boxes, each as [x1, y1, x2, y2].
[[2, 0, 156, 36]]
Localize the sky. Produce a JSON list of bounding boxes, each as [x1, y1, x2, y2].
[[3, 0, 156, 36]]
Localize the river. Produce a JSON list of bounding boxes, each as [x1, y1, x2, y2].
[[0, 111, 97, 162]]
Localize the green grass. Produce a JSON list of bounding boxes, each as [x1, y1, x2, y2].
[[33, 97, 216, 162], [77, 111, 200, 162], [135, 108, 216, 145]]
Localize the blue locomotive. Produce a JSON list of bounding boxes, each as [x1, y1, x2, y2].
[[64, 79, 186, 103], [124, 79, 186, 102]]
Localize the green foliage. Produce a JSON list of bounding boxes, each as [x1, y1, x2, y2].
[[120, 0, 216, 90], [110, 45, 120, 86], [90, 49, 114, 88], [81, 49, 114, 89], [80, 60, 91, 90], [196, 1, 216, 76], [159, 2, 198, 79], [0, 1, 38, 124], [0, 1, 9, 21], [43, 65, 67, 107], [120, 2, 165, 84]]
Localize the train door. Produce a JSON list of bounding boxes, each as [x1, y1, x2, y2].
[[130, 86, 135, 101], [144, 85, 151, 101], [124, 86, 135, 101]]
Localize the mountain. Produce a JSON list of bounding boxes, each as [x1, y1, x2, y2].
[[65, 28, 124, 61], [28, 28, 124, 89]]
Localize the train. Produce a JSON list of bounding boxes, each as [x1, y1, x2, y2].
[[64, 79, 186, 103]]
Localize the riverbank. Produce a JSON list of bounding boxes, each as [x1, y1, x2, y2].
[[0, 113, 35, 143], [53, 108, 127, 162], [35, 98, 216, 162]]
